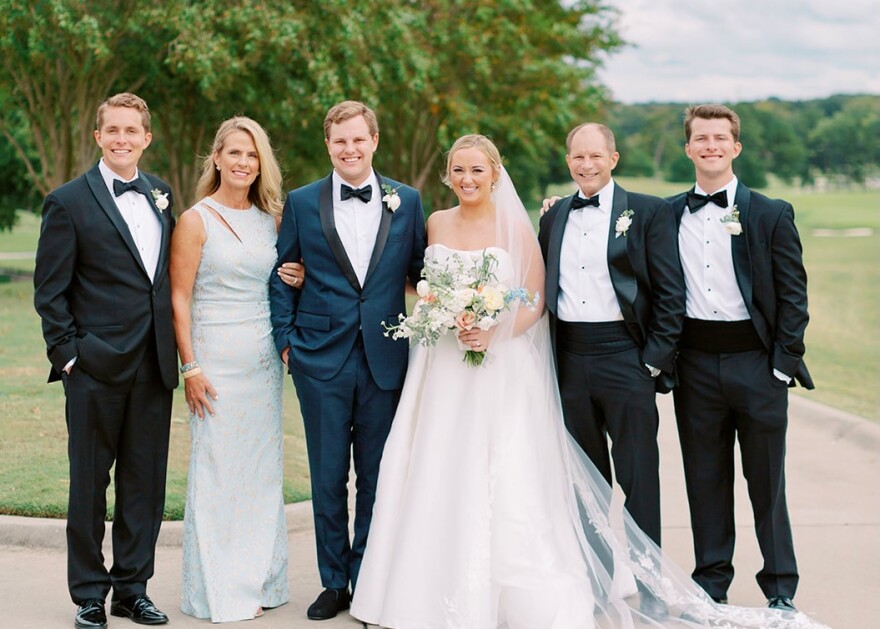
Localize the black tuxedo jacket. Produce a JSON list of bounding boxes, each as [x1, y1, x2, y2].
[[539, 183, 685, 387], [668, 184, 813, 389], [34, 162, 178, 389]]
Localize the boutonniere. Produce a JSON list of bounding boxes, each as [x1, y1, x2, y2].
[[151, 188, 169, 212], [381, 183, 401, 212], [615, 209, 634, 238], [721, 205, 742, 235]]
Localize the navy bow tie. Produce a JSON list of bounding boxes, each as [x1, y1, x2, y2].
[[570, 194, 600, 210], [687, 189, 728, 212], [341, 183, 372, 203], [113, 178, 144, 197]]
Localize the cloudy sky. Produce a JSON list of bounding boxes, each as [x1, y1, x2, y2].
[[597, 0, 880, 103]]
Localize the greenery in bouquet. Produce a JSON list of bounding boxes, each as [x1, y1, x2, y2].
[[382, 250, 538, 366]]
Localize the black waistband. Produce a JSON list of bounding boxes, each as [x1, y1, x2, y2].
[[681, 318, 764, 353], [556, 320, 637, 355]]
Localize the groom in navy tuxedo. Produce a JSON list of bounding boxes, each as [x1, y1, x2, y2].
[[668, 104, 812, 612], [270, 101, 426, 620]]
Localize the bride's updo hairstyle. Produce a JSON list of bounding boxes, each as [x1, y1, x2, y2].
[[441, 134, 502, 188]]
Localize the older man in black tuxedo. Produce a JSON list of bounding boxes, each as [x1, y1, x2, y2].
[[34, 93, 175, 629], [539, 123, 685, 616], [668, 104, 812, 613]]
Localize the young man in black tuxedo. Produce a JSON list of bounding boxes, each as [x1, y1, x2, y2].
[[34, 93, 176, 629], [538, 123, 685, 617], [668, 104, 812, 612]]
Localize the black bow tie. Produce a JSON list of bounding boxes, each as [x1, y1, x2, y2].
[[113, 178, 144, 197], [570, 194, 600, 210], [687, 189, 728, 213], [340, 183, 372, 203]]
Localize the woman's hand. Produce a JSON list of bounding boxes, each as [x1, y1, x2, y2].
[[185, 373, 219, 420], [540, 195, 562, 215], [457, 326, 492, 353], [278, 261, 305, 288]]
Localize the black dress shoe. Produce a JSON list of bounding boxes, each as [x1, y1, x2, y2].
[[711, 595, 728, 604], [75, 599, 107, 629], [307, 587, 350, 620], [110, 594, 169, 625], [768, 595, 797, 612]]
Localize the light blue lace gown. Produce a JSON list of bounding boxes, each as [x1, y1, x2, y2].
[[181, 198, 288, 622]]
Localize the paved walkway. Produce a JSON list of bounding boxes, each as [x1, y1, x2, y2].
[[1, 394, 877, 628]]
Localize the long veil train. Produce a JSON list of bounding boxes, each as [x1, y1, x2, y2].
[[488, 166, 828, 629]]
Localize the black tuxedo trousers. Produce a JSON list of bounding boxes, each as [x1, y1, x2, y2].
[[63, 340, 172, 603], [556, 339, 662, 547], [673, 346, 798, 599]]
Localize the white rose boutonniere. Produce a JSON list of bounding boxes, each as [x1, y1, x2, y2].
[[721, 205, 742, 235], [381, 183, 401, 212], [615, 209, 634, 238], [151, 188, 169, 212]]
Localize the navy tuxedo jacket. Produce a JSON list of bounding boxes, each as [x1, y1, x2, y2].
[[269, 173, 426, 391], [539, 183, 685, 382], [668, 184, 813, 389], [33, 162, 178, 388]]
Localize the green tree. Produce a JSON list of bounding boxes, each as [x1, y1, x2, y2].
[[809, 96, 880, 183], [0, 0, 151, 195], [1, 0, 622, 211]]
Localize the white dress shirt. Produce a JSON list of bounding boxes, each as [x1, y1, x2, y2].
[[557, 179, 623, 323], [678, 176, 749, 321], [99, 159, 162, 283], [332, 170, 382, 287], [679, 178, 789, 381]]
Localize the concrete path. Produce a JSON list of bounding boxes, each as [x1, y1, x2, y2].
[[1, 394, 877, 628]]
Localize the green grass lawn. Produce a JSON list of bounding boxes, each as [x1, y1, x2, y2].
[[0, 272, 311, 520], [1, 179, 878, 518]]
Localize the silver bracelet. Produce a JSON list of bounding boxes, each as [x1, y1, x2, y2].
[[180, 361, 199, 374]]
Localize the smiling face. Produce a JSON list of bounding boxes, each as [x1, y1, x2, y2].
[[214, 130, 260, 194], [565, 125, 618, 197], [94, 106, 152, 180], [325, 114, 379, 186], [448, 146, 499, 209], [685, 117, 742, 186]]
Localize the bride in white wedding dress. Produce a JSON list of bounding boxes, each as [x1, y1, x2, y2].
[[349, 135, 828, 629]]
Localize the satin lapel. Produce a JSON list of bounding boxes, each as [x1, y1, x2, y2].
[[318, 175, 361, 292], [674, 189, 693, 226], [731, 185, 753, 307], [85, 166, 149, 278], [140, 175, 171, 281], [364, 171, 393, 286], [544, 197, 573, 314], [607, 184, 637, 323]]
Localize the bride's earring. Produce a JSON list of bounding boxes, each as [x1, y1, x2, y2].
[[216, 164, 220, 171], [491, 180, 497, 191]]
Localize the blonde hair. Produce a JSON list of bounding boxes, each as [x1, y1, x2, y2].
[[442, 134, 503, 187], [96, 93, 151, 132], [195, 117, 283, 217], [565, 123, 616, 153], [323, 100, 379, 138], [684, 104, 741, 142]]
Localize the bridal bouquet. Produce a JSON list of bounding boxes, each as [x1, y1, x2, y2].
[[382, 250, 538, 366]]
